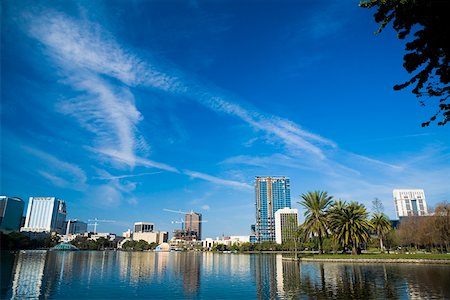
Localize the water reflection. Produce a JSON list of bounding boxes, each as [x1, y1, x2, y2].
[[173, 252, 201, 296], [1, 251, 449, 299], [280, 259, 449, 299], [11, 251, 46, 299]]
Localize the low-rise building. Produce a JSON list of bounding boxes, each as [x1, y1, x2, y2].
[[275, 207, 299, 244], [133, 231, 168, 244], [131, 221, 168, 244], [201, 236, 251, 250]]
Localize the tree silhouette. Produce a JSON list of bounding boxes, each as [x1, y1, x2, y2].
[[361, 0, 450, 126]]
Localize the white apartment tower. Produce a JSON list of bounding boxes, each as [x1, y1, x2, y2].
[[275, 207, 299, 244], [21, 197, 67, 234], [393, 189, 428, 218]]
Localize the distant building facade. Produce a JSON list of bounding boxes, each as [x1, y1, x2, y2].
[[132, 221, 168, 244], [255, 176, 291, 242], [275, 208, 298, 244], [0, 196, 25, 231], [65, 219, 87, 235], [21, 197, 67, 234], [393, 189, 428, 218], [185, 212, 202, 240], [134, 222, 154, 233]]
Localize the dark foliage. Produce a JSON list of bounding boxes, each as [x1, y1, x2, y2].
[[361, 0, 450, 126]]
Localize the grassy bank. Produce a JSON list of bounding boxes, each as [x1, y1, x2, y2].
[[302, 253, 450, 260]]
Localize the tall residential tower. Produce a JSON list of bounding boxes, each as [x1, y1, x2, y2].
[[255, 176, 291, 242]]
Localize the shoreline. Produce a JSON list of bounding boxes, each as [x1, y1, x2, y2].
[[299, 257, 450, 264]]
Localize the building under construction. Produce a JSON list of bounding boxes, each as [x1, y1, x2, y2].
[[173, 212, 202, 241]]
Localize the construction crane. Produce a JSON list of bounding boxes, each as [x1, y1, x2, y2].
[[171, 219, 208, 230], [88, 218, 115, 234]]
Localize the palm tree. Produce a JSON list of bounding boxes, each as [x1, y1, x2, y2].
[[327, 199, 347, 253], [328, 201, 373, 255], [371, 213, 392, 251], [299, 191, 333, 254]]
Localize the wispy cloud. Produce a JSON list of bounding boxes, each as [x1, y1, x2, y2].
[[346, 152, 403, 171], [94, 171, 163, 180], [23, 8, 448, 211], [28, 12, 148, 168], [23, 146, 87, 191], [58, 76, 145, 167], [26, 10, 336, 162], [95, 148, 179, 173], [184, 170, 252, 191]]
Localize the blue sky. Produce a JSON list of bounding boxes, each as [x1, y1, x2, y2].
[[1, 0, 449, 238]]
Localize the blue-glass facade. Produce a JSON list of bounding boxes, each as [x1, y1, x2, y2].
[[255, 176, 291, 242], [0, 196, 25, 231]]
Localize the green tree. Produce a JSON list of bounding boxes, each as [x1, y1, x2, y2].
[[371, 213, 392, 251], [432, 202, 450, 252], [0, 232, 31, 250], [238, 242, 255, 252], [299, 191, 333, 254], [212, 243, 229, 252], [384, 228, 400, 253], [43, 234, 60, 248], [360, 0, 450, 126], [327, 199, 347, 252], [328, 202, 373, 255], [135, 240, 150, 251]]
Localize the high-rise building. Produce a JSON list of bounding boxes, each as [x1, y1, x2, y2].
[[65, 219, 87, 235], [0, 196, 25, 232], [21, 197, 67, 234], [393, 189, 428, 218], [275, 208, 298, 244], [185, 212, 202, 240], [255, 176, 291, 242]]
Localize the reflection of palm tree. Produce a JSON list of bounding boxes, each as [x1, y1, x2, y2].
[[328, 202, 373, 255], [299, 191, 333, 254], [371, 213, 392, 251]]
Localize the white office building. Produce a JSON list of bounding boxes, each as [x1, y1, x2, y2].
[[393, 189, 428, 218], [21, 197, 67, 234], [275, 207, 299, 244]]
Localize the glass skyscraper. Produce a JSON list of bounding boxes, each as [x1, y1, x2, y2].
[[255, 176, 291, 242], [0, 196, 25, 231]]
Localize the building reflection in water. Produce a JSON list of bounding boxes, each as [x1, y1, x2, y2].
[[4, 251, 449, 299], [171, 252, 201, 296], [10, 251, 47, 299], [118, 251, 156, 286], [254, 254, 277, 299]]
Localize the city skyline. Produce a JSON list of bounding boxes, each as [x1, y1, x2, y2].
[[1, 1, 449, 237]]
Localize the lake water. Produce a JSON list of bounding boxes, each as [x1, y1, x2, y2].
[[1, 251, 449, 299]]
